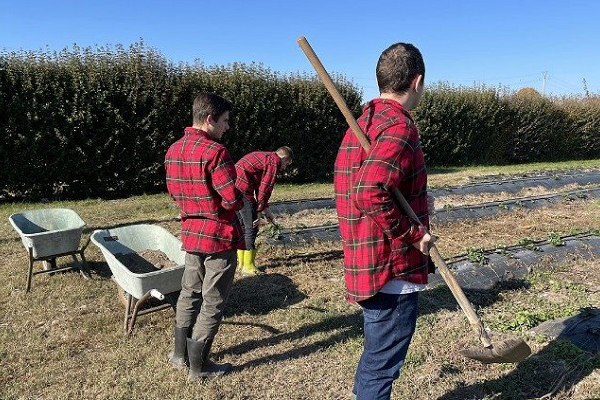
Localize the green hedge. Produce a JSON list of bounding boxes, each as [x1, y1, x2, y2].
[[0, 43, 362, 200], [414, 84, 600, 165], [1, 44, 599, 201]]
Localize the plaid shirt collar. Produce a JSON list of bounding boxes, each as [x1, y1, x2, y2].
[[363, 98, 414, 123], [184, 126, 212, 139]]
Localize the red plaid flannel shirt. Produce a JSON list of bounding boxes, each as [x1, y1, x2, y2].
[[235, 151, 281, 212], [334, 99, 431, 303], [165, 127, 244, 253]]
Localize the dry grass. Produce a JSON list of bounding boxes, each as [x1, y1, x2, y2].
[[270, 159, 600, 202], [271, 208, 338, 230], [1, 192, 599, 399], [271, 183, 600, 231], [427, 159, 600, 188], [432, 199, 600, 258], [434, 183, 597, 208]]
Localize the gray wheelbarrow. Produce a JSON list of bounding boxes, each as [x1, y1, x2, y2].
[[91, 224, 185, 334], [9, 208, 91, 292]]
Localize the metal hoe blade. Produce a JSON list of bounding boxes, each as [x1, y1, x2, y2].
[[460, 338, 532, 363]]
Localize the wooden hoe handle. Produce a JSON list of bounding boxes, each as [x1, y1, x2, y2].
[[297, 36, 492, 348]]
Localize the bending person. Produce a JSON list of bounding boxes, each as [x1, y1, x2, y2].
[[235, 146, 293, 275]]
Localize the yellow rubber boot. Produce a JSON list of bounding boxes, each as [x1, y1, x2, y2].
[[237, 250, 245, 269], [242, 249, 260, 275]]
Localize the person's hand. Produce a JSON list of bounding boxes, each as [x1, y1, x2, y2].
[[412, 232, 433, 255], [427, 194, 436, 215], [253, 218, 260, 228], [263, 207, 275, 223]]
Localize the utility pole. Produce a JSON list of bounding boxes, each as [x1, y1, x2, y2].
[[583, 78, 590, 97], [542, 71, 548, 95]]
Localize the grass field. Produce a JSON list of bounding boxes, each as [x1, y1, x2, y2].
[[272, 159, 600, 201], [1, 161, 599, 399]]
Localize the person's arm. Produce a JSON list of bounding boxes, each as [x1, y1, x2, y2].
[[352, 127, 425, 244], [255, 157, 279, 212], [211, 148, 244, 212], [262, 207, 277, 225]]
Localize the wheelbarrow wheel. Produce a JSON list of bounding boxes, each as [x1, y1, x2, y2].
[[112, 277, 138, 310]]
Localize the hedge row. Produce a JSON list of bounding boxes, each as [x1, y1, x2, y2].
[[1, 44, 599, 201], [0, 43, 362, 199], [414, 84, 600, 165]]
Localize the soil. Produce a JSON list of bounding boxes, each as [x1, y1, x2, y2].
[[114, 249, 177, 274]]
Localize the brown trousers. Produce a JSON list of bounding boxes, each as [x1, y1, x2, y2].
[[175, 250, 236, 341]]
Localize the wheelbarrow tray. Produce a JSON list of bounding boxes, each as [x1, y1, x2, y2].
[[9, 208, 86, 258], [91, 224, 185, 299]]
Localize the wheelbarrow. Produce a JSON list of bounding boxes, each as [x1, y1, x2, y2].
[[8, 208, 90, 292], [91, 224, 185, 334]]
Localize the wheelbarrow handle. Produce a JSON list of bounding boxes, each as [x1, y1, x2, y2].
[[297, 36, 493, 348]]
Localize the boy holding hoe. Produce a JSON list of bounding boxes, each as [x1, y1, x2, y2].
[[334, 43, 434, 400]]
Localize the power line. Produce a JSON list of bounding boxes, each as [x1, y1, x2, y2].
[[548, 75, 581, 92]]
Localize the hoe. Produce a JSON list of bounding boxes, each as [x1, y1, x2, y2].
[[298, 36, 531, 364]]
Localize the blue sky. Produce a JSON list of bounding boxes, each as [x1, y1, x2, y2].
[[1, 0, 599, 100]]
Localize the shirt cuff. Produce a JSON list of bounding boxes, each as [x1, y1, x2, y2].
[[392, 222, 425, 244]]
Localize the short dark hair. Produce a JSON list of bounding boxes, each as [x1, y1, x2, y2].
[[275, 146, 293, 161], [376, 43, 425, 95], [192, 93, 233, 125]]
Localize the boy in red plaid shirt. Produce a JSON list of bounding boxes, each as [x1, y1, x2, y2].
[[165, 93, 244, 380], [334, 44, 434, 400], [235, 147, 293, 275]]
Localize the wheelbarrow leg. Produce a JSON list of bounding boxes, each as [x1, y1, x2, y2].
[[73, 252, 91, 280], [26, 247, 34, 293], [78, 238, 92, 280], [127, 291, 153, 335], [124, 292, 132, 333]]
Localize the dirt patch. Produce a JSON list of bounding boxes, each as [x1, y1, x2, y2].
[[114, 250, 176, 274]]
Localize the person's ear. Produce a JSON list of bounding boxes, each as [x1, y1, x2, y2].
[[412, 74, 423, 92], [206, 114, 215, 126]]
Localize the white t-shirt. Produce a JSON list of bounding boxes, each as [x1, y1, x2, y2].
[[379, 279, 426, 294]]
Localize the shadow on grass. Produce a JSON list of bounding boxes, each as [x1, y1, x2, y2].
[[264, 247, 531, 315], [215, 309, 363, 372], [215, 279, 532, 373], [437, 331, 599, 399], [226, 273, 307, 317], [260, 249, 344, 269], [84, 260, 113, 279], [10, 259, 113, 291], [419, 279, 531, 316]]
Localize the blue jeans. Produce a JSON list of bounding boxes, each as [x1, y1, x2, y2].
[[353, 291, 419, 400]]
